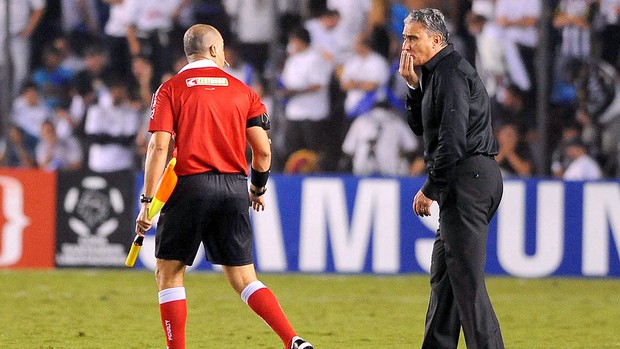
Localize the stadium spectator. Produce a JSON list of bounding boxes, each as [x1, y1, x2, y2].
[[597, 73, 620, 177], [10, 81, 49, 147], [53, 35, 86, 74], [495, 123, 534, 177], [495, 0, 542, 97], [553, 0, 596, 63], [83, 77, 141, 172], [125, 0, 184, 86], [73, 42, 114, 107], [30, 43, 74, 109], [131, 55, 157, 168], [304, 8, 342, 65], [35, 119, 82, 171], [189, 0, 232, 43], [466, 0, 506, 98], [4, 126, 37, 168], [562, 136, 603, 180], [339, 31, 390, 121], [131, 54, 155, 106], [223, 43, 262, 92], [278, 26, 333, 170], [224, 0, 281, 76], [491, 83, 536, 134], [327, 0, 372, 61], [341, 100, 418, 176], [575, 107, 602, 159], [50, 96, 82, 140], [0, 0, 47, 94], [102, 0, 132, 77], [594, 0, 620, 70], [551, 120, 583, 178], [60, 0, 101, 55]]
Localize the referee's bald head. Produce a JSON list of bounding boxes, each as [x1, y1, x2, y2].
[[183, 24, 226, 67]]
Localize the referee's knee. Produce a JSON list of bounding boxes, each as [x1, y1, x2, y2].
[[155, 259, 186, 290]]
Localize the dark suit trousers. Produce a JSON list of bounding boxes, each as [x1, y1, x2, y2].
[[421, 155, 505, 349]]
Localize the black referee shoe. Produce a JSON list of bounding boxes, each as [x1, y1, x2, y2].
[[289, 336, 313, 349]]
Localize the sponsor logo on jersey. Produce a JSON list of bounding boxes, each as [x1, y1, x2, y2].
[[186, 77, 229, 87]]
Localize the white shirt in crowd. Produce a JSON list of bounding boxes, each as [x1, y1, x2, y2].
[[11, 97, 49, 138], [280, 47, 332, 121], [0, 0, 46, 36], [225, 0, 280, 44], [327, 0, 371, 60], [556, 0, 592, 58], [126, 0, 182, 33], [495, 0, 541, 48], [104, 0, 131, 38], [305, 17, 341, 65], [84, 102, 141, 172], [563, 154, 603, 180], [598, 0, 620, 25], [342, 106, 418, 176], [60, 0, 100, 34], [36, 136, 82, 171], [340, 51, 390, 116]]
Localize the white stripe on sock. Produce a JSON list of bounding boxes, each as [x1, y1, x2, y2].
[[240, 281, 266, 304], [158, 287, 186, 304]]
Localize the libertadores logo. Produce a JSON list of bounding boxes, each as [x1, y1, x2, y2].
[[56, 175, 127, 266]]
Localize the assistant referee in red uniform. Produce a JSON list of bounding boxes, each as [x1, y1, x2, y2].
[[135, 24, 314, 349]]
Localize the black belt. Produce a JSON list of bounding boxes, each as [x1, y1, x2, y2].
[[458, 153, 495, 164], [473, 153, 495, 159]]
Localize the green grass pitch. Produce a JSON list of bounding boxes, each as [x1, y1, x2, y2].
[[0, 270, 619, 348]]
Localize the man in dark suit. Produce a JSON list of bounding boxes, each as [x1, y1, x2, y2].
[[399, 8, 505, 349]]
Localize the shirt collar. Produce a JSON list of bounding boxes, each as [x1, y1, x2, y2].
[[178, 59, 219, 73], [422, 43, 454, 73]]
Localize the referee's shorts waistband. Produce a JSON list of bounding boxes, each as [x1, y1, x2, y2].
[[180, 171, 247, 180]]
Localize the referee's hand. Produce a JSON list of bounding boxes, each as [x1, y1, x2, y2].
[[249, 192, 266, 212], [135, 203, 152, 236]]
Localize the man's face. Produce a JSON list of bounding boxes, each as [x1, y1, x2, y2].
[[110, 85, 128, 105], [402, 21, 438, 67], [286, 37, 306, 55]]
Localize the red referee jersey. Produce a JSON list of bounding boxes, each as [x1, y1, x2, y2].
[[149, 60, 267, 176]]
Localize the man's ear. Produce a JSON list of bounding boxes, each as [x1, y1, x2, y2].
[[209, 45, 217, 58], [434, 34, 441, 45]]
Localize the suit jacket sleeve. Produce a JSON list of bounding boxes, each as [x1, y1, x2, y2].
[[406, 87, 424, 136], [421, 69, 469, 201]]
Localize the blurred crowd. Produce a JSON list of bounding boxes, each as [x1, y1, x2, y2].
[[0, 0, 619, 180]]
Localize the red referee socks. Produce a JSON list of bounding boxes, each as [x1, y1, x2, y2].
[[158, 287, 187, 349], [241, 281, 297, 348]]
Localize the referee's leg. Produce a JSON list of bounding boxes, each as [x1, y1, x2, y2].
[[156, 259, 188, 349], [224, 264, 310, 349]]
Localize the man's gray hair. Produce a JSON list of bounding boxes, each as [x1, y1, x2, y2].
[[404, 8, 450, 45]]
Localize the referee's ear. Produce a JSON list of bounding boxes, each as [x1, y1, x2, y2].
[[209, 45, 217, 58]]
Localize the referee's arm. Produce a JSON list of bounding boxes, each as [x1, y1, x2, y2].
[[143, 131, 172, 200], [247, 127, 271, 173], [247, 126, 271, 211]]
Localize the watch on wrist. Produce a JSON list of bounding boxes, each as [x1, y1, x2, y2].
[[140, 194, 153, 203]]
